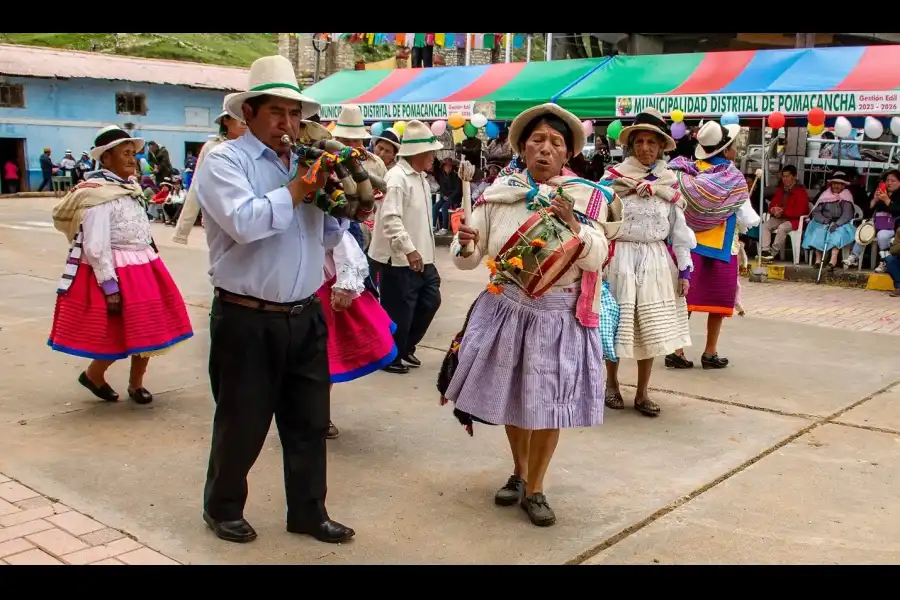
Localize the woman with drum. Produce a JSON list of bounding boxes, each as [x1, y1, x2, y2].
[[447, 103, 616, 527], [598, 108, 696, 417]]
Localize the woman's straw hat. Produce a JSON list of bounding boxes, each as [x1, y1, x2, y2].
[[89, 125, 145, 161], [694, 120, 741, 160], [508, 103, 585, 155], [619, 108, 676, 152]]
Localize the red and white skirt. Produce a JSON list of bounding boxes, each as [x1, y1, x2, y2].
[[48, 248, 193, 360]]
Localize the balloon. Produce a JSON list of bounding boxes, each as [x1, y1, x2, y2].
[[451, 127, 466, 144], [431, 120, 447, 136], [808, 107, 826, 127], [470, 113, 488, 128], [582, 120, 594, 138], [833, 116, 852, 139], [671, 121, 687, 140], [463, 122, 478, 138], [891, 117, 900, 137], [864, 116, 884, 139], [721, 112, 740, 126], [448, 113, 466, 129], [394, 121, 407, 136], [370, 121, 385, 137], [671, 109, 684, 123], [767, 111, 785, 130], [807, 123, 825, 136], [485, 121, 500, 139], [606, 119, 624, 141]]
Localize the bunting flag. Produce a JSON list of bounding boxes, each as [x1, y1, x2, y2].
[[396, 33, 406, 46], [513, 34, 525, 49], [405, 33, 415, 48], [317, 33, 524, 49], [456, 33, 467, 48], [483, 34, 494, 50], [413, 33, 426, 48], [435, 33, 446, 47]]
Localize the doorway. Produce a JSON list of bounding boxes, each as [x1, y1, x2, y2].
[[184, 141, 205, 167], [0, 137, 27, 194]]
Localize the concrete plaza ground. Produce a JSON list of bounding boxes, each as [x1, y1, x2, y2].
[[1, 196, 898, 565]]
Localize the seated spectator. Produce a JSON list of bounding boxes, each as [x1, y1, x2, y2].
[[884, 228, 900, 297], [801, 171, 857, 272], [844, 169, 900, 272], [433, 157, 461, 234], [761, 164, 810, 261]]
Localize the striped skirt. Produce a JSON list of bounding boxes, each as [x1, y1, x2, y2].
[[686, 252, 739, 316], [443, 285, 604, 430]]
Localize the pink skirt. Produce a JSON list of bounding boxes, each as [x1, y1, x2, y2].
[[316, 278, 397, 383], [48, 248, 193, 360]]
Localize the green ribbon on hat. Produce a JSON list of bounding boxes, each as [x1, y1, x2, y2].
[[249, 82, 304, 94], [337, 123, 366, 128], [403, 136, 438, 144]]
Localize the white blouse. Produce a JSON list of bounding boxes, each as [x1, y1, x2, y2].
[[81, 196, 153, 285], [325, 230, 369, 297], [616, 192, 696, 272]]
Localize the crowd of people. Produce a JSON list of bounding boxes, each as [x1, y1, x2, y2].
[[41, 52, 899, 551]]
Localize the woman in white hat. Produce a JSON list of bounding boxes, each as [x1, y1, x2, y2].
[[598, 108, 696, 417], [447, 103, 615, 527], [172, 108, 247, 244], [48, 125, 193, 405], [802, 170, 857, 272]]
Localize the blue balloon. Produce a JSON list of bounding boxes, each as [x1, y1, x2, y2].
[[485, 121, 501, 139], [371, 121, 386, 137], [721, 112, 740, 126]]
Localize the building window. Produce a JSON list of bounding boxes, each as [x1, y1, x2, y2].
[[0, 83, 25, 108], [116, 92, 146, 115]]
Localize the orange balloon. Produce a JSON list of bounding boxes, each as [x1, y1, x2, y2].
[[448, 113, 466, 129]]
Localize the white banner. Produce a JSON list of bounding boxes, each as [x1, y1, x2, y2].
[[615, 91, 900, 117], [319, 102, 475, 122]]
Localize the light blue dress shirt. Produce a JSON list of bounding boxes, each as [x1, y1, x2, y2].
[[194, 131, 346, 303]]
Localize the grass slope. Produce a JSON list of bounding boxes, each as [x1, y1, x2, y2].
[[0, 33, 277, 67]]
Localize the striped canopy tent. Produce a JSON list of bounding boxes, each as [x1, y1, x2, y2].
[[556, 45, 900, 120], [303, 58, 608, 121]]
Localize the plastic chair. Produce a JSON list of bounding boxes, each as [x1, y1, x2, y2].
[[765, 201, 812, 265]]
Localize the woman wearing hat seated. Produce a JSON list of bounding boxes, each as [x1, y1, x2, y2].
[[598, 108, 696, 417], [802, 170, 857, 272], [48, 125, 194, 404], [173, 107, 247, 244], [448, 103, 614, 527]]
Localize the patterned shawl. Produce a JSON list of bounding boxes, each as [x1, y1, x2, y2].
[[476, 170, 620, 328], [667, 155, 749, 233], [599, 156, 682, 207], [51, 170, 144, 243]]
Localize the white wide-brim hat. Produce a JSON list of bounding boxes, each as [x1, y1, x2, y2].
[[509, 103, 585, 156], [331, 104, 371, 140], [398, 120, 445, 157], [298, 120, 332, 143], [224, 55, 320, 121], [855, 220, 877, 246], [619, 108, 676, 152], [372, 127, 401, 149], [695, 120, 741, 160], [214, 110, 231, 126], [89, 125, 145, 161]]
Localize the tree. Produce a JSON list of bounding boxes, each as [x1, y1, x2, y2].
[[551, 34, 603, 60]]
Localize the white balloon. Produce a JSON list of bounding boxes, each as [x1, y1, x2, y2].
[[470, 113, 488, 128], [890, 116, 900, 137], [864, 116, 884, 139], [833, 116, 853, 139]]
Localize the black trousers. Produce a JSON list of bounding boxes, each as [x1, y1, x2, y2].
[[203, 293, 331, 525], [38, 172, 52, 192], [379, 263, 441, 360], [411, 45, 434, 68]]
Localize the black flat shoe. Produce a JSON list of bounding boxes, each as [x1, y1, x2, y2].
[[382, 362, 410, 374], [664, 353, 694, 369], [327, 421, 340, 439], [520, 493, 556, 527], [78, 372, 119, 402], [402, 354, 421, 368], [203, 512, 257, 543], [127, 387, 153, 405], [287, 519, 355, 544], [701, 353, 729, 369]]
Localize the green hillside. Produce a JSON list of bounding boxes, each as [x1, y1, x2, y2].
[[0, 33, 278, 67]]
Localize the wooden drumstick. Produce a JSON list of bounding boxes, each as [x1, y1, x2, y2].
[[458, 158, 476, 254]]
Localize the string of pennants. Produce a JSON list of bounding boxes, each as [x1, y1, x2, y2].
[[287, 33, 528, 49]]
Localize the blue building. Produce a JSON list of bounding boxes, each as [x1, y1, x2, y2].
[[0, 43, 249, 191]]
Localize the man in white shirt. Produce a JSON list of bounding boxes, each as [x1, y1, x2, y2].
[[368, 121, 443, 374]]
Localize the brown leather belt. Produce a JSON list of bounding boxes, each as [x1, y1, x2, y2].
[[214, 288, 316, 315]]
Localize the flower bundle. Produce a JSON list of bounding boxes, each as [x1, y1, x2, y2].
[[485, 209, 558, 296]]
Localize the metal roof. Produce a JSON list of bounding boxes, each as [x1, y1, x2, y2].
[[0, 43, 249, 91]]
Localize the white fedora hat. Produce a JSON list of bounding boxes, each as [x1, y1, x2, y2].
[[224, 55, 320, 121], [372, 126, 401, 150], [855, 220, 877, 246], [214, 110, 231, 126], [695, 120, 741, 160], [89, 125, 145, 161], [298, 120, 332, 143], [397, 120, 444, 157], [618, 108, 676, 152], [509, 103, 585, 156], [331, 104, 371, 140]]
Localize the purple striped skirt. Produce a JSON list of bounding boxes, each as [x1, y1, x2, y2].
[[686, 252, 738, 316], [444, 285, 604, 430]]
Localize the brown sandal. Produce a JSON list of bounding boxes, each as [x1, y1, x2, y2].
[[605, 389, 625, 410], [634, 399, 661, 417]]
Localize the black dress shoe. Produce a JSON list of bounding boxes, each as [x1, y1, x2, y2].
[[287, 519, 355, 544], [127, 387, 153, 405], [203, 512, 257, 543], [78, 372, 119, 402], [382, 362, 410, 374], [327, 421, 340, 439], [401, 354, 421, 368], [701, 353, 729, 369]]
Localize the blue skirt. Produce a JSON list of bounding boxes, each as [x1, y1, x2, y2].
[[802, 220, 856, 252]]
